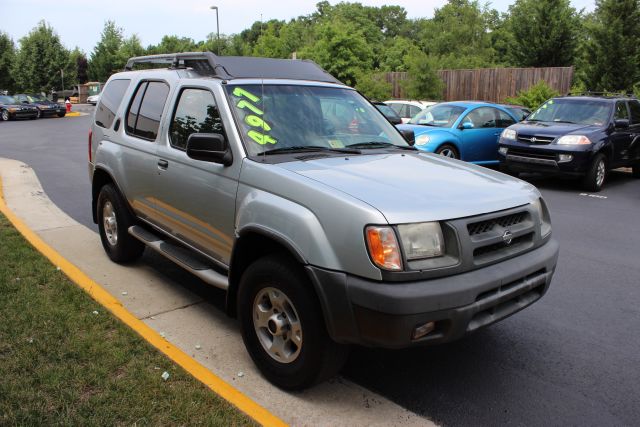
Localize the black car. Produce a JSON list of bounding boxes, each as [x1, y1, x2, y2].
[[498, 95, 640, 191], [13, 93, 66, 118], [372, 101, 403, 125], [0, 95, 39, 121]]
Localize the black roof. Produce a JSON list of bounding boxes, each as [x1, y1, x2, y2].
[[124, 52, 342, 84]]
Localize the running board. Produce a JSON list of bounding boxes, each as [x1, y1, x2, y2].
[[128, 225, 229, 291]]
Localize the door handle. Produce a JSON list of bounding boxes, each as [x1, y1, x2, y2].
[[157, 159, 169, 170]]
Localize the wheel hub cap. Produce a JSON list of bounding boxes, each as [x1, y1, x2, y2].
[[253, 287, 302, 363], [596, 160, 605, 187], [102, 201, 118, 246]]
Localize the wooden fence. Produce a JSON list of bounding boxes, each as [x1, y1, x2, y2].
[[385, 67, 574, 103]]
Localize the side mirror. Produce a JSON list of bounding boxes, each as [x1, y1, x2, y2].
[[460, 122, 474, 130], [186, 133, 232, 166], [614, 118, 630, 129], [399, 129, 415, 146]]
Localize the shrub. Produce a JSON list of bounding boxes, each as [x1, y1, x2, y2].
[[504, 80, 560, 110]]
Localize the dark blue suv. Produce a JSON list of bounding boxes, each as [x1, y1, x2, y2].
[[498, 95, 640, 191]]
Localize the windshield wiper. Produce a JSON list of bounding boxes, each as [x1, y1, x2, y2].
[[261, 145, 360, 155], [552, 120, 577, 124], [346, 141, 416, 150]]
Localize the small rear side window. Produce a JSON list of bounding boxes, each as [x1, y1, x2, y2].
[[125, 81, 170, 141], [95, 79, 131, 129], [628, 100, 640, 125]]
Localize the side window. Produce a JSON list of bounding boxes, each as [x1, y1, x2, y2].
[[408, 105, 422, 118], [628, 100, 640, 125], [497, 109, 516, 128], [169, 88, 225, 150], [614, 101, 629, 120], [125, 81, 170, 141], [95, 79, 131, 129], [388, 103, 403, 115], [463, 107, 497, 128]]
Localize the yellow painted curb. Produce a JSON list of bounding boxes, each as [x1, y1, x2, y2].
[[0, 176, 287, 427], [64, 112, 82, 117]]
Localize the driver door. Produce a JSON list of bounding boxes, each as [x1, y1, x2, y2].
[[459, 107, 501, 162]]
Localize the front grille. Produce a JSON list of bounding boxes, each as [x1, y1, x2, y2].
[[467, 212, 528, 236], [473, 232, 533, 258], [517, 134, 555, 144], [508, 148, 556, 160]]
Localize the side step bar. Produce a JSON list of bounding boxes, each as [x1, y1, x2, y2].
[[128, 225, 229, 291]]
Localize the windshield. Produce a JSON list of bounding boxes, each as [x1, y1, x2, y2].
[[22, 94, 48, 102], [528, 99, 612, 126], [409, 104, 466, 127], [0, 95, 16, 104], [88, 84, 101, 96], [225, 84, 409, 156]]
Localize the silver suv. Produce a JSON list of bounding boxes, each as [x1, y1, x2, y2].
[[89, 53, 559, 390]]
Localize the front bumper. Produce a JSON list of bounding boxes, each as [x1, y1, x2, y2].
[[307, 238, 559, 348], [10, 110, 38, 119], [498, 138, 593, 176], [39, 107, 65, 116]]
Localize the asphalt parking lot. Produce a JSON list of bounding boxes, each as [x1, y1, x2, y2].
[[1, 115, 639, 426]]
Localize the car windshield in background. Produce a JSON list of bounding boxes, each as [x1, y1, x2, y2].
[[528, 99, 612, 126], [226, 84, 409, 156], [0, 95, 17, 104], [409, 104, 466, 127]]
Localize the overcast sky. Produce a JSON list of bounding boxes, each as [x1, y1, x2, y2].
[[2, 0, 595, 55]]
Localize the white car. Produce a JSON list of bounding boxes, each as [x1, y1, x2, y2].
[[87, 94, 100, 105], [384, 100, 438, 123]]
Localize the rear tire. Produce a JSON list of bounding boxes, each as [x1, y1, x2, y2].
[[238, 254, 349, 390], [435, 144, 459, 159], [582, 153, 607, 192], [96, 184, 144, 263]]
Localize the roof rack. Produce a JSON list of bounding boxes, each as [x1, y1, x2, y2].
[[568, 91, 637, 98], [124, 52, 342, 84]]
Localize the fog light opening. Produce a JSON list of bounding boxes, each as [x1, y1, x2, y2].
[[412, 321, 436, 340], [498, 146, 508, 155], [558, 154, 573, 163]]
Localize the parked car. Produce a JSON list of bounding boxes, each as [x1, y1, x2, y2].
[[90, 52, 559, 390], [87, 94, 100, 105], [372, 101, 402, 124], [396, 101, 520, 165], [384, 99, 437, 123], [499, 95, 640, 191], [13, 93, 66, 118], [500, 104, 531, 121], [0, 95, 39, 121]]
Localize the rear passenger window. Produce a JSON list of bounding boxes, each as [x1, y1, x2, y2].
[[95, 79, 130, 129], [408, 105, 422, 118], [169, 88, 225, 150], [126, 81, 170, 141], [628, 100, 640, 125]]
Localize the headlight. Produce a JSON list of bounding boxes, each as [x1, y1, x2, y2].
[[397, 222, 444, 260], [415, 134, 430, 146], [531, 198, 552, 237], [501, 129, 516, 140], [8, 107, 16, 112], [556, 135, 591, 145], [365, 226, 402, 271]]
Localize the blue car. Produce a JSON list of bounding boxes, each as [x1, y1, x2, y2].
[[397, 101, 521, 165]]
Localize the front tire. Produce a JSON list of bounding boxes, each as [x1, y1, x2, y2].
[[57, 112, 65, 118], [1, 110, 10, 121], [582, 153, 607, 192], [436, 143, 459, 159], [96, 184, 144, 263], [238, 254, 349, 390]]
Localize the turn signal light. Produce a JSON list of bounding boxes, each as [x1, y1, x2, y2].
[[365, 226, 402, 271]]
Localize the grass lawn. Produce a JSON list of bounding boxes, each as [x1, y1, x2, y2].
[[0, 213, 254, 426]]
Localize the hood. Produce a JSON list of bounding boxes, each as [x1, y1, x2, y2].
[[512, 121, 602, 138], [1, 103, 37, 109], [397, 123, 455, 137], [278, 152, 537, 224]]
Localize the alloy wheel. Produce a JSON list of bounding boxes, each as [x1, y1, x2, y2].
[[102, 201, 118, 246]]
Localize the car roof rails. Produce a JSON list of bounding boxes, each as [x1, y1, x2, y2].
[[568, 91, 637, 98], [124, 52, 342, 84]]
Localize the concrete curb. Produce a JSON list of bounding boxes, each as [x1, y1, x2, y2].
[[0, 158, 434, 427]]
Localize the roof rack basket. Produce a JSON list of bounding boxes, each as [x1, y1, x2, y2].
[[569, 91, 636, 98], [123, 52, 341, 84]]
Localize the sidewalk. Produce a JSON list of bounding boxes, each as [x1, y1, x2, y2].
[[0, 157, 434, 427]]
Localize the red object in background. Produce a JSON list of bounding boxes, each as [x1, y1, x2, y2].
[[65, 100, 72, 113]]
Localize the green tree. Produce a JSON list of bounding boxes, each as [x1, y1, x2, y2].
[[355, 71, 392, 100], [117, 34, 145, 65], [401, 49, 444, 100], [69, 48, 88, 84], [504, 80, 560, 109], [89, 21, 124, 82], [299, 22, 373, 87], [0, 32, 16, 91], [581, 0, 640, 92], [146, 35, 197, 55], [12, 21, 70, 93], [505, 0, 580, 67]]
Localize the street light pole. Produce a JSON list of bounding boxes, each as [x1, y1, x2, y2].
[[210, 6, 220, 56]]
